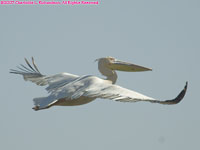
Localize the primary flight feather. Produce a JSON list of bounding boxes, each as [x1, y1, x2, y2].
[[10, 57, 187, 111]]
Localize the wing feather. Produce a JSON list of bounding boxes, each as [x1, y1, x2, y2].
[[82, 81, 187, 105], [31, 76, 187, 110], [10, 58, 79, 87], [83, 83, 155, 102], [48, 74, 187, 105]]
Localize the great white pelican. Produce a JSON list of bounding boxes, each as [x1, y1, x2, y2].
[[10, 57, 187, 111]]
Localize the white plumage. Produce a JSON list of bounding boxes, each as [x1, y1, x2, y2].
[[10, 57, 187, 111]]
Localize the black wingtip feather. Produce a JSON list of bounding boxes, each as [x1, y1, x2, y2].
[[32, 57, 41, 73], [24, 57, 36, 72], [162, 81, 188, 104], [10, 57, 43, 76]]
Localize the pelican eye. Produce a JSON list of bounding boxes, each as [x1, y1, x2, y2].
[[108, 57, 115, 62]]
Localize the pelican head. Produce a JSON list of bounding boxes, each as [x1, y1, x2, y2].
[[96, 57, 152, 84], [96, 56, 152, 72]]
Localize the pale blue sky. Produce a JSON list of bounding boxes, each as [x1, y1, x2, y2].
[[0, 0, 199, 150]]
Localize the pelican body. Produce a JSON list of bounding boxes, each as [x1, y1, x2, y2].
[[10, 57, 187, 111]]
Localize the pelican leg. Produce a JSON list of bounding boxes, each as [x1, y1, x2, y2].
[[32, 105, 51, 111]]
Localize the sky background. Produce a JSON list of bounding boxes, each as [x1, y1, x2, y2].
[[0, 0, 199, 150]]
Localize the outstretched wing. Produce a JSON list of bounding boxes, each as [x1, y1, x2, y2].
[[10, 57, 79, 91], [82, 81, 188, 105], [48, 75, 187, 105], [31, 76, 187, 110]]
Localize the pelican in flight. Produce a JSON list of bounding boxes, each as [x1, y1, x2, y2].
[[10, 57, 187, 111]]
